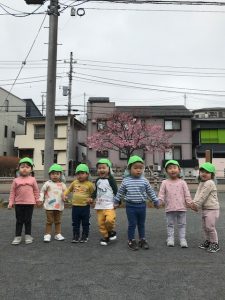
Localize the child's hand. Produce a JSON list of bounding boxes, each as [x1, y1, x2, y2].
[[86, 198, 93, 205], [36, 201, 42, 208], [90, 201, 95, 208], [114, 203, 120, 209], [154, 200, 160, 209], [8, 203, 13, 209], [189, 202, 198, 212], [62, 194, 67, 202]]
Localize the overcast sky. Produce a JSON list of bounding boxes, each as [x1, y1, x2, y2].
[[1, 0, 225, 118]]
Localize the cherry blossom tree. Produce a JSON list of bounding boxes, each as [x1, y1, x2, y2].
[[87, 112, 173, 160]]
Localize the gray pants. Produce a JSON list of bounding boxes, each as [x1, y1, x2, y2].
[[166, 211, 186, 240]]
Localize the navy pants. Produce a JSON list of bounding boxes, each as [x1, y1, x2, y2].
[[126, 204, 146, 240], [15, 204, 34, 236], [72, 205, 90, 237]]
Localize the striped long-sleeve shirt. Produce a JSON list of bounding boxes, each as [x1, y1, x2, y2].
[[114, 176, 159, 205]]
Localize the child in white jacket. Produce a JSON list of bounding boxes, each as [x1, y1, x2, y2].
[[39, 164, 66, 242]]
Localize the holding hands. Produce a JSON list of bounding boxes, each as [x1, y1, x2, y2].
[[187, 201, 198, 212]]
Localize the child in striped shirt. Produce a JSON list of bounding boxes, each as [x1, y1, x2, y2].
[[114, 155, 159, 251]]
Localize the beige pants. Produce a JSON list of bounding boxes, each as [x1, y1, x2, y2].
[[96, 209, 116, 238], [45, 210, 62, 235]]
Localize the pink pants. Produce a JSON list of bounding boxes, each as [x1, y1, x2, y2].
[[202, 209, 219, 243]]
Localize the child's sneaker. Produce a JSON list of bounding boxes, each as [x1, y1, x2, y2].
[[54, 233, 65, 241], [80, 234, 88, 243], [138, 239, 149, 249], [25, 235, 33, 245], [199, 240, 210, 249], [43, 234, 51, 242], [167, 237, 174, 247], [108, 231, 117, 241], [71, 234, 79, 243], [100, 237, 109, 246], [180, 239, 188, 248], [11, 236, 22, 245], [128, 239, 138, 251], [207, 242, 220, 253]]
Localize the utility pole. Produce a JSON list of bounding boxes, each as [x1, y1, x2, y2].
[[66, 52, 73, 176], [184, 93, 187, 107], [44, 0, 59, 178]]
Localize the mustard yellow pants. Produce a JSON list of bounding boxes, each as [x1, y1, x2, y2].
[[96, 209, 116, 238]]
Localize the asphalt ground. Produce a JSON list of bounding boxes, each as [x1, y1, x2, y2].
[[0, 199, 225, 300]]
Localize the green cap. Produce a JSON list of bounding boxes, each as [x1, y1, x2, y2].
[[75, 163, 89, 174], [165, 160, 180, 169], [96, 159, 112, 168], [49, 164, 63, 173], [19, 157, 34, 166], [200, 162, 216, 174], [128, 155, 144, 166]]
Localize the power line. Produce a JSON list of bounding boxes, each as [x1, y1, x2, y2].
[[73, 71, 225, 93], [73, 74, 225, 97], [0, 2, 46, 17], [0, 13, 47, 111], [76, 58, 225, 71]]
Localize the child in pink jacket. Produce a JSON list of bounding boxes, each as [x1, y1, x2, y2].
[[8, 157, 40, 245], [158, 160, 192, 248]]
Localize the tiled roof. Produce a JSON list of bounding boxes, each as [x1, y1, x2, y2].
[[116, 105, 193, 117]]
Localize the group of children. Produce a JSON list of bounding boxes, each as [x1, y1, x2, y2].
[[8, 155, 220, 253]]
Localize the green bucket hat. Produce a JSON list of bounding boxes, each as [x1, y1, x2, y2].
[[96, 159, 112, 168], [49, 164, 63, 173], [165, 160, 180, 169], [128, 155, 144, 166], [19, 157, 34, 166], [75, 163, 89, 174], [200, 162, 216, 174]]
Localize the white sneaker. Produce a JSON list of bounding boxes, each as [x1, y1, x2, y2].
[[11, 236, 22, 245], [54, 233, 65, 241], [180, 239, 188, 248], [167, 237, 174, 247], [25, 235, 33, 245], [44, 234, 51, 242]]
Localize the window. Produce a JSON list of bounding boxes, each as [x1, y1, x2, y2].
[[11, 131, 15, 138], [96, 150, 108, 158], [200, 129, 225, 144], [41, 151, 58, 165], [165, 146, 182, 160], [34, 125, 58, 139], [208, 111, 218, 118], [97, 120, 106, 131], [34, 125, 45, 139], [4, 126, 8, 138], [5, 100, 9, 112], [164, 120, 181, 131], [119, 151, 128, 160], [3, 152, 7, 156], [17, 115, 25, 125]]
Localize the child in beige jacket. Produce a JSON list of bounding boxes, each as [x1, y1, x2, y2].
[[190, 162, 220, 253]]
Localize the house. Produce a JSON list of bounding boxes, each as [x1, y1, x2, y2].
[[0, 87, 26, 156], [15, 115, 85, 177], [87, 97, 195, 174], [23, 98, 43, 117], [192, 107, 225, 177]]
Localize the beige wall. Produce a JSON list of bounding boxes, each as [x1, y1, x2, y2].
[[15, 119, 69, 172]]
